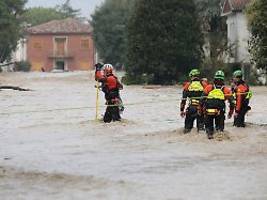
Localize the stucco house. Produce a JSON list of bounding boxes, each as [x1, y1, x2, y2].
[[25, 18, 95, 71], [0, 39, 27, 72], [221, 0, 251, 68]]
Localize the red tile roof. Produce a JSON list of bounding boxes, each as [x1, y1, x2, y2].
[[231, 0, 251, 10], [222, 0, 251, 15], [27, 18, 92, 34]]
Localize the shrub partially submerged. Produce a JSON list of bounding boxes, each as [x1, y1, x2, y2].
[[14, 61, 31, 72]]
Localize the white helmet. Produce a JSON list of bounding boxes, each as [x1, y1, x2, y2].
[[103, 64, 113, 75]]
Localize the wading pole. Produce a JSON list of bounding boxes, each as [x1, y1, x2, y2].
[[95, 81, 100, 120]]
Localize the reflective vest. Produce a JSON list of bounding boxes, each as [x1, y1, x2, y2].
[[207, 87, 225, 100], [188, 81, 204, 92], [188, 81, 204, 106], [246, 91, 253, 99]]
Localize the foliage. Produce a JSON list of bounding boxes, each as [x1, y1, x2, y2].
[[246, 0, 267, 70], [126, 0, 203, 84], [14, 61, 31, 72], [91, 0, 133, 68], [55, 0, 80, 19], [23, 0, 80, 26], [0, 0, 26, 63], [195, 0, 230, 80], [22, 7, 66, 26]]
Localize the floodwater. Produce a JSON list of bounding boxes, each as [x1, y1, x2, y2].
[[0, 72, 267, 200]]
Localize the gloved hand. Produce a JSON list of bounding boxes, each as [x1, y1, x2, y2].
[[180, 111, 186, 118], [95, 63, 103, 71]]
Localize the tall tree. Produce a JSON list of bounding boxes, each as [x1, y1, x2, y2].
[[56, 0, 80, 18], [246, 0, 267, 71], [0, 0, 26, 63], [126, 0, 203, 84], [91, 0, 133, 67]]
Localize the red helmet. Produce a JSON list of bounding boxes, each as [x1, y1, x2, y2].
[[103, 64, 113, 75]]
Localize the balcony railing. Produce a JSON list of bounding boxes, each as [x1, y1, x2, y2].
[[48, 51, 74, 59]]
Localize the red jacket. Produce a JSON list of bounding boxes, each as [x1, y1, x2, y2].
[[233, 82, 249, 112], [104, 74, 123, 91]]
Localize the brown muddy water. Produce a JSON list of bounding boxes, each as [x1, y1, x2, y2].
[[0, 72, 267, 200]]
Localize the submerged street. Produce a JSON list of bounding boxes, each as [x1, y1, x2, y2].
[[0, 72, 267, 200]]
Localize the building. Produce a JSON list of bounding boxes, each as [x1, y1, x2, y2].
[[26, 18, 95, 71], [0, 39, 27, 72], [13, 39, 27, 63], [221, 0, 251, 66]]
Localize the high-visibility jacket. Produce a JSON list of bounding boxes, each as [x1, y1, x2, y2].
[[233, 81, 251, 113], [203, 84, 235, 113], [180, 79, 208, 111]]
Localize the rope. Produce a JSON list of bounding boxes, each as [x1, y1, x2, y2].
[[0, 92, 252, 116], [180, 92, 251, 100], [0, 98, 179, 116]]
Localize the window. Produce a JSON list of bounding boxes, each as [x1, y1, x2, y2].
[[55, 37, 67, 56], [81, 38, 90, 49], [33, 42, 42, 49]]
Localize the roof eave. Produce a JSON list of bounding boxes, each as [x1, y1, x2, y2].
[[221, 11, 233, 16], [26, 32, 92, 35], [221, 0, 234, 17]]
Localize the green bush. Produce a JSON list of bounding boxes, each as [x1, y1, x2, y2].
[[122, 73, 154, 85], [14, 61, 31, 72]]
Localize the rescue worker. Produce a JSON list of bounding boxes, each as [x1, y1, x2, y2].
[[180, 69, 208, 133], [232, 70, 252, 127], [101, 64, 124, 123], [201, 70, 235, 139]]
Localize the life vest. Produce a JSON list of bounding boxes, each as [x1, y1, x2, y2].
[[187, 81, 204, 106], [207, 87, 225, 100], [105, 75, 118, 91], [233, 83, 252, 100], [206, 86, 224, 115], [188, 81, 204, 92], [206, 108, 220, 116]]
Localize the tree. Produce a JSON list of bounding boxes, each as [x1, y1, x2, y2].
[[23, 0, 81, 26], [195, 0, 229, 79], [56, 0, 80, 18], [23, 7, 65, 26], [246, 0, 267, 71], [126, 0, 203, 84], [91, 0, 134, 67], [0, 0, 26, 63]]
